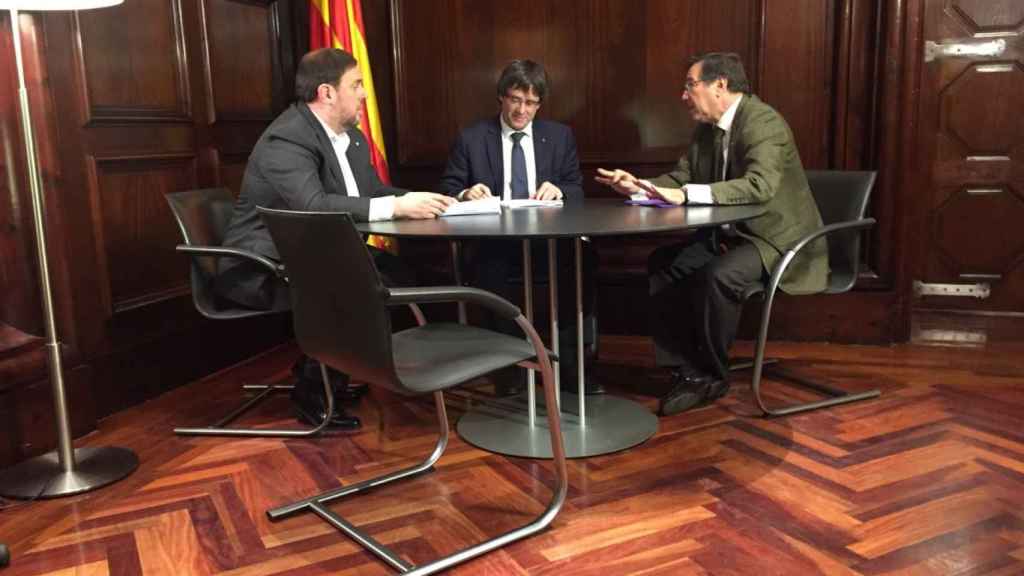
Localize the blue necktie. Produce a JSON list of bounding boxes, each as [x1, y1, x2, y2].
[[510, 131, 528, 199]]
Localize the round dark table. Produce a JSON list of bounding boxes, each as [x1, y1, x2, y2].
[[357, 198, 766, 458]]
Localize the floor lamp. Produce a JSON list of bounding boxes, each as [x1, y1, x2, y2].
[[0, 0, 138, 501]]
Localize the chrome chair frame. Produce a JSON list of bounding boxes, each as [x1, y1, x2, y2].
[[261, 208, 568, 576], [165, 188, 331, 437], [730, 170, 882, 416]]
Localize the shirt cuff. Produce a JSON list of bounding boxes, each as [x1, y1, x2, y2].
[[369, 196, 395, 221], [683, 184, 713, 204]]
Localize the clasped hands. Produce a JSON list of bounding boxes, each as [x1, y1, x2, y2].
[[595, 168, 686, 205], [460, 181, 563, 201]]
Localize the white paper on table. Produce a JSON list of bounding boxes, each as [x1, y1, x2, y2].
[[501, 199, 564, 209], [441, 197, 501, 217]]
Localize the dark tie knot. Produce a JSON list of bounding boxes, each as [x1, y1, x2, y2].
[[511, 131, 526, 145]]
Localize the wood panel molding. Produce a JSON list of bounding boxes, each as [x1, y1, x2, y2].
[[390, 0, 766, 167], [73, 0, 193, 125], [198, 0, 280, 124], [84, 153, 198, 316]]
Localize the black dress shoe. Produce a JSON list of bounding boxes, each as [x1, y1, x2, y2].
[[707, 379, 731, 402], [659, 377, 711, 416], [291, 379, 362, 430], [293, 403, 361, 430], [658, 365, 725, 416]]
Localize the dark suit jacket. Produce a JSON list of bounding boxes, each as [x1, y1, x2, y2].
[[217, 102, 406, 308], [439, 117, 582, 201], [650, 95, 828, 295]]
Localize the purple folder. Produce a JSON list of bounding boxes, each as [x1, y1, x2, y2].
[[624, 198, 677, 208]]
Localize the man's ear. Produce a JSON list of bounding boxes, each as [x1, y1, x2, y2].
[[317, 83, 333, 103]]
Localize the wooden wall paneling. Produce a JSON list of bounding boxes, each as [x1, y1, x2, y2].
[[197, 0, 295, 192], [830, 0, 886, 286], [833, 0, 882, 171], [199, 0, 277, 123], [758, 0, 832, 170], [73, 0, 192, 125], [391, 0, 454, 165], [390, 0, 766, 169], [7, 11, 85, 353], [15, 0, 296, 421], [85, 154, 198, 315], [0, 12, 43, 334]]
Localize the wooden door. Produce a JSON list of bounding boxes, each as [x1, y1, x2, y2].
[[914, 0, 1024, 312]]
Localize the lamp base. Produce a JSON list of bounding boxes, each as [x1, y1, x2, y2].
[[0, 447, 138, 499]]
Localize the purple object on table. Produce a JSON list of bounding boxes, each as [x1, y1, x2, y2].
[[624, 198, 677, 208]]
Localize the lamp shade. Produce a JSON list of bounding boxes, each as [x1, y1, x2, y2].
[[0, 0, 122, 10]]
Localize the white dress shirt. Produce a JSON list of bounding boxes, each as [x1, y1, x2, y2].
[[499, 117, 537, 201], [313, 114, 394, 221], [683, 94, 743, 204]]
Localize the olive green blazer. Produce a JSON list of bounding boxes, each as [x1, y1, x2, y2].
[[650, 95, 828, 295]]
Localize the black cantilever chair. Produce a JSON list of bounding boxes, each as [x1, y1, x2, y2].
[[165, 188, 332, 437], [730, 170, 881, 416], [258, 207, 568, 576]]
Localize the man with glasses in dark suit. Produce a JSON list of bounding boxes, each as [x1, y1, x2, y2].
[[598, 52, 827, 416]]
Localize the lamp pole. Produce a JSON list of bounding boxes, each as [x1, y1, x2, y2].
[[0, 3, 138, 499]]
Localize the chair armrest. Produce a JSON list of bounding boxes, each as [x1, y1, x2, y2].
[[765, 218, 876, 293], [385, 286, 521, 320], [784, 218, 875, 257], [176, 245, 285, 277]]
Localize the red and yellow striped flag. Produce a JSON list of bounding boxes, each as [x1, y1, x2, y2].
[[310, 0, 397, 253]]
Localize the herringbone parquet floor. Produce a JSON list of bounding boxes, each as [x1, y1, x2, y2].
[[1, 331, 1022, 575]]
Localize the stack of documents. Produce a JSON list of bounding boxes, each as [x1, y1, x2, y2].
[[441, 197, 565, 216], [441, 197, 501, 217], [501, 199, 563, 209]]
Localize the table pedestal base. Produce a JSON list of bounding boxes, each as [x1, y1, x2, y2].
[[457, 392, 657, 458]]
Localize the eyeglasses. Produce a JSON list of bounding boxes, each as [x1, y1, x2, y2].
[[503, 95, 541, 109], [683, 78, 703, 94]]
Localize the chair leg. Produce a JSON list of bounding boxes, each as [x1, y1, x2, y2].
[[266, 318, 568, 575], [174, 366, 335, 437], [735, 274, 879, 417]]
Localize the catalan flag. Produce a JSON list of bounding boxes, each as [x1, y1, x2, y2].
[[310, 0, 396, 253]]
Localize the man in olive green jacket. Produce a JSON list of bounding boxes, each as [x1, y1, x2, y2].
[[597, 52, 827, 416]]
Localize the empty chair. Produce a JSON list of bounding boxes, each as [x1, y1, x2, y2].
[[259, 207, 567, 576], [731, 170, 881, 416], [165, 188, 332, 436]]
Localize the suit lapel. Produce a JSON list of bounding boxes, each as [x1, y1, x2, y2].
[[724, 96, 752, 181], [345, 131, 369, 197], [486, 118, 502, 192], [299, 103, 346, 194], [533, 121, 551, 183]]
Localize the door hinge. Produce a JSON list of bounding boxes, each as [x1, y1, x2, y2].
[[913, 281, 990, 299], [924, 38, 1005, 63]]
